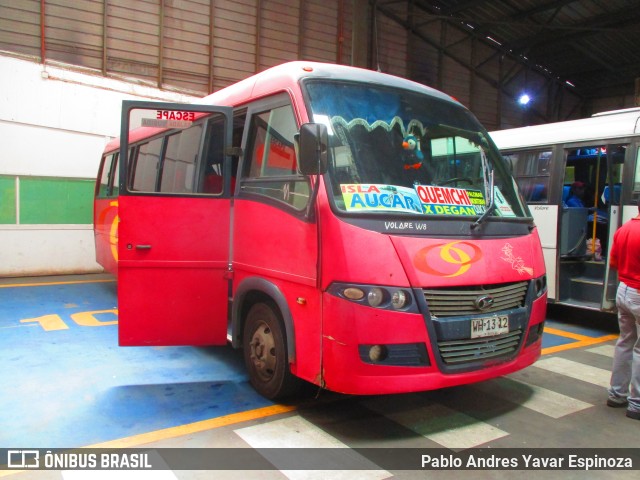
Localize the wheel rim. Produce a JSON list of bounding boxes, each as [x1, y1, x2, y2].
[[248, 320, 277, 382]]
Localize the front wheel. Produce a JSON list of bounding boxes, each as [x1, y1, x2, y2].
[[243, 302, 299, 400]]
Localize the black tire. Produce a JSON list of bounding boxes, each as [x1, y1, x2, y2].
[[243, 302, 299, 400]]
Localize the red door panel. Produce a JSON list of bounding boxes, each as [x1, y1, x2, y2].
[[116, 101, 233, 346], [118, 196, 230, 346]]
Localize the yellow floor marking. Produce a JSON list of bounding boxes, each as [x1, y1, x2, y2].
[[0, 404, 297, 477], [87, 403, 297, 448], [543, 326, 594, 341], [542, 333, 618, 356], [0, 279, 115, 288]]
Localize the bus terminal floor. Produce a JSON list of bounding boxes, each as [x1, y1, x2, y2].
[[1, 274, 637, 480]]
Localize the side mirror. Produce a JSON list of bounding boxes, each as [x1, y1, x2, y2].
[[298, 123, 328, 176]]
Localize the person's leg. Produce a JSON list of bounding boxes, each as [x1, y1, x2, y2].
[[623, 286, 640, 417], [608, 283, 636, 406]]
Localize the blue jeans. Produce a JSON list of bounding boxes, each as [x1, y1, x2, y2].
[[609, 282, 640, 412]]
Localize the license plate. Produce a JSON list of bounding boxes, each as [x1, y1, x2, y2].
[[471, 315, 509, 338]]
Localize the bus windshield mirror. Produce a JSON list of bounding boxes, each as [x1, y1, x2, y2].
[[298, 123, 328, 176]]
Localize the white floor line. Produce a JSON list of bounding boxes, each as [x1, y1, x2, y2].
[[479, 377, 593, 418], [234, 415, 392, 480], [534, 357, 611, 388], [586, 344, 616, 358], [363, 399, 508, 450]]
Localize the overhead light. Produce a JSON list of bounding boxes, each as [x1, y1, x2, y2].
[[518, 93, 531, 106]]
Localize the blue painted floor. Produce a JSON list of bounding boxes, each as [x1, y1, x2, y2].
[[0, 276, 618, 449], [538, 330, 576, 349], [0, 277, 272, 448]]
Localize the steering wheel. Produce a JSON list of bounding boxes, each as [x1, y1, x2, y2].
[[438, 177, 474, 186]]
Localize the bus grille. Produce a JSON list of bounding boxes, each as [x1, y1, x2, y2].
[[438, 330, 522, 365], [423, 281, 528, 317]]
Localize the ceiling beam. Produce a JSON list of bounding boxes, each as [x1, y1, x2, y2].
[[373, 1, 555, 122]]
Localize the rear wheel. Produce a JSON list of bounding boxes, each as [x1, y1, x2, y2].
[[243, 302, 299, 399]]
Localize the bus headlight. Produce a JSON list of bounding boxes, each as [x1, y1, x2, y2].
[[328, 283, 418, 313], [391, 290, 408, 309], [367, 288, 385, 307]]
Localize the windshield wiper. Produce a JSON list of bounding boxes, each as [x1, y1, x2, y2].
[[471, 170, 494, 230], [471, 146, 494, 230]]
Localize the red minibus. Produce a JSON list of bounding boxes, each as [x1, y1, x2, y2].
[[94, 61, 547, 399]]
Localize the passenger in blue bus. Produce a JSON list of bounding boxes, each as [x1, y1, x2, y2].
[[565, 181, 586, 208]]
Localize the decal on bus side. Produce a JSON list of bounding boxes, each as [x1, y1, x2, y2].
[[109, 200, 118, 262]]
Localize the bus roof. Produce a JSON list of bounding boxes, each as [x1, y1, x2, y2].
[[104, 61, 460, 154], [201, 61, 458, 106], [489, 107, 640, 150]]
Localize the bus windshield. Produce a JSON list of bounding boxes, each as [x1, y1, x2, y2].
[[304, 80, 527, 219]]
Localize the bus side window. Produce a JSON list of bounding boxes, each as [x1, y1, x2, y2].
[[111, 154, 120, 197], [241, 103, 309, 210], [634, 147, 640, 194], [506, 149, 551, 203], [199, 119, 225, 195], [97, 153, 117, 198], [97, 153, 120, 198]]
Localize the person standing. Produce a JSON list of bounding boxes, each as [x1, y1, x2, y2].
[[607, 200, 640, 420]]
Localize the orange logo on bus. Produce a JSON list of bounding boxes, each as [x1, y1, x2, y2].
[[414, 241, 483, 277], [109, 200, 118, 262]]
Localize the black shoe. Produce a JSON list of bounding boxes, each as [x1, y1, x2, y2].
[[607, 398, 628, 408], [626, 410, 640, 420]]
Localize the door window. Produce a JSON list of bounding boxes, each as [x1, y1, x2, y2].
[[126, 113, 229, 196], [241, 103, 310, 210], [131, 137, 163, 192], [160, 124, 203, 193], [634, 147, 640, 195]]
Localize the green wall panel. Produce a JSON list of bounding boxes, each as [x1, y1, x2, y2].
[[0, 176, 17, 224], [19, 177, 94, 224]]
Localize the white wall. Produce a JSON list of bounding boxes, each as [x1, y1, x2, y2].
[[0, 54, 199, 277]]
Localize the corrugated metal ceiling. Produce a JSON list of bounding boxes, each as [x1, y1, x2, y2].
[[378, 0, 640, 100]]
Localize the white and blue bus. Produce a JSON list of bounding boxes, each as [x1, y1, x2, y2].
[[490, 107, 640, 312]]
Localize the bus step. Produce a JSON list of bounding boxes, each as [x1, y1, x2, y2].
[[559, 298, 602, 311], [571, 276, 604, 286], [569, 276, 604, 303], [582, 260, 607, 278]]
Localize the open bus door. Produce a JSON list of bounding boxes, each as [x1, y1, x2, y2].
[[558, 143, 625, 312], [601, 144, 626, 310], [117, 101, 233, 346]]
